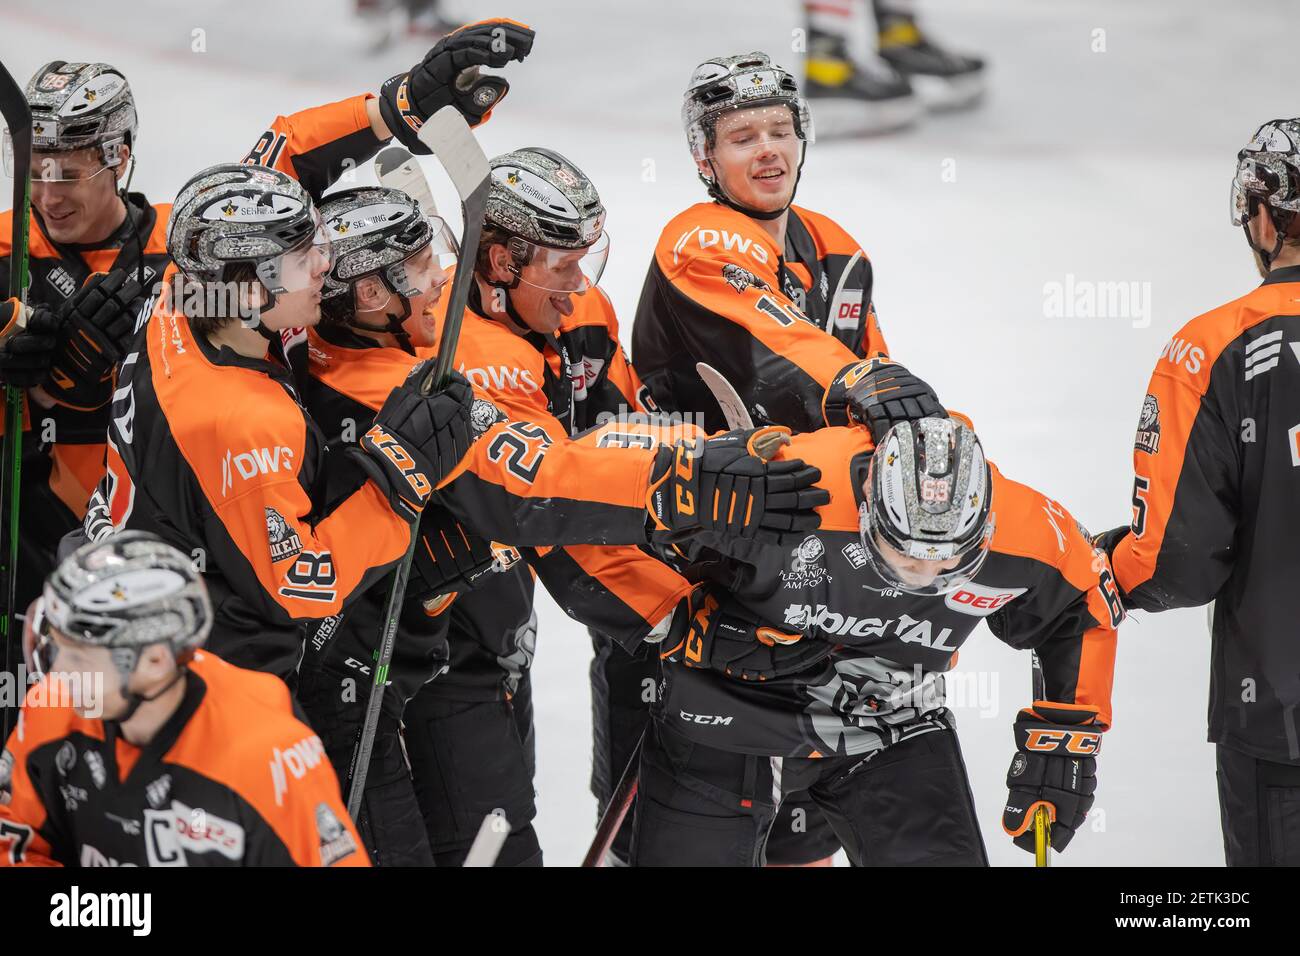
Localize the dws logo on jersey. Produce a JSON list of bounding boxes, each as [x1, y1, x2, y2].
[[459, 363, 540, 394], [944, 582, 1027, 617], [221, 446, 295, 497], [672, 224, 771, 267]]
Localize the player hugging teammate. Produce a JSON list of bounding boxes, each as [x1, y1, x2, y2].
[[15, 11, 1289, 869]]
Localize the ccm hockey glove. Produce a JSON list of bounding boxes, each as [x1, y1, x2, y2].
[[823, 357, 944, 442], [0, 299, 61, 388], [645, 426, 828, 547], [379, 18, 535, 149], [657, 590, 833, 681], [353, 366, 475, 520], [1002, 707, 1101, 854], [410, 502, 515, 604], [47, 270, 145, 410]]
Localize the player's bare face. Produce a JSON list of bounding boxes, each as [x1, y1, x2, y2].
[[30, 147, 124, 245], [873, 532, 962, 589], [709, 107, 800, 213], [511, 260, 586, 334]]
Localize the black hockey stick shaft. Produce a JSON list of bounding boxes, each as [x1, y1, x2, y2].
[[346, 108, 489, 820], [581, 729, 644, 867], [0, 60, 31, 743]]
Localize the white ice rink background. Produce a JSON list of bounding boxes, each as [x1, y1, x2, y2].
[[3, 0, 1288, 866]]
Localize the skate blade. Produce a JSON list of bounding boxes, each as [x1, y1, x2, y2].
[[910, 73, 987, 112], [810, 95, 923, 138]]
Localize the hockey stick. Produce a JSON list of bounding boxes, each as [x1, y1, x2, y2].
[[346, 107, 490, 821], [1029, 649, 1052, 867], [581, 730, 643, 867], [0, 61, 31, 742], [696, 362, 753, 430], [462, 810, 510, 867]]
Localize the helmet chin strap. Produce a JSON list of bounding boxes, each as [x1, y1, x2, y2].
[[350, 295, 416, 356], [105, 651, 189, 728], [1246, 203, 1296, 271]]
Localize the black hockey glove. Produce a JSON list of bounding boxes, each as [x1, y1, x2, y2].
[[657, 590, 833, 681], [645, 426, 828, 547], [1003, 707, 1101, 854], [409, 502, 508, 601], [378, 17, 535, 150], [1092, 525, 1130, 561], [823, 357, 945, 442], [0, 299, 60, 388], [353, 365, 475, 521], [47, 270, 145, 410]]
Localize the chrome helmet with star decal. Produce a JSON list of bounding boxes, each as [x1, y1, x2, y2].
[[478, 146, 609, 294], [859, 416, 993, 596], [32, 531, 212, 681]]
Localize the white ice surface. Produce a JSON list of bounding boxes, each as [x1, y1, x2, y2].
[[3, 0, 1287, 866]]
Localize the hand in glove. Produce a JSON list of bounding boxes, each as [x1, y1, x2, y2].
[[379, 17, 535, 149], [352, 364, 475, 520], [0, 299, 60, 388], [1002, 707, 1101, 854], [645, 426, 828, 547], [823, 357, 944, 442], [47, 269, 145, 410]]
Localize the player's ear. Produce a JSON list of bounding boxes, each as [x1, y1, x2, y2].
[[487, 243, 515, 284], [114, 143, 131, 185], [354, 275, 389, 311], [1250, 203, 1277, 248]]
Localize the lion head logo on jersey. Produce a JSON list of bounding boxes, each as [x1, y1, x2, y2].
[[470, 399, 506, 438], [721, 263, 769, 295], [1134, 393, 1161, 454], [265, 508, 303, 563]]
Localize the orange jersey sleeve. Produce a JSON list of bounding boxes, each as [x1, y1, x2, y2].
[[0, 688, 87, 867], [241, 94, 382, 200]]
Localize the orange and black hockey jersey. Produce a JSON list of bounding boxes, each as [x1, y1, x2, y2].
[[0, 192, 169, 515], [81, 94, 423, 680], [306, 296, 694, 651], [0, 650, 367, 867], [632, 201, 889, 433], [661, 425, 1120, 759], [1111, 265, 1300, 763]]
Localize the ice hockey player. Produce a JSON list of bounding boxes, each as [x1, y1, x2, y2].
[[1095, 118, 1300, 866], [302, 160, 827, 865], [0, 62, 164, 735], [634, 416, 1120, 866], [0, 532, 367, 867], [627, 49, 944, 865]]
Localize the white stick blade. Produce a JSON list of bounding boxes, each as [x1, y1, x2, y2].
[[415, 106, 489, 197]]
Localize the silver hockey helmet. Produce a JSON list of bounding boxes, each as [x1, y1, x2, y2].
[[35, 532, 212, 681], [860, 417, 994, 596], [482, 147, 609, 293], [167, 163, 333, 306], [1231, 118, 1300, 267]]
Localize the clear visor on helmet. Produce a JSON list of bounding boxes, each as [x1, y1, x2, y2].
[[4, 132, 117, 184], [512, 230, 610, 294], [1230, 159, 1268, 227], [858, 500, 995, 597], [694, 100, 815, 164], [364, 215, 458, 311], [257, 208, 336, 296], [25, 596, 54, 679]]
